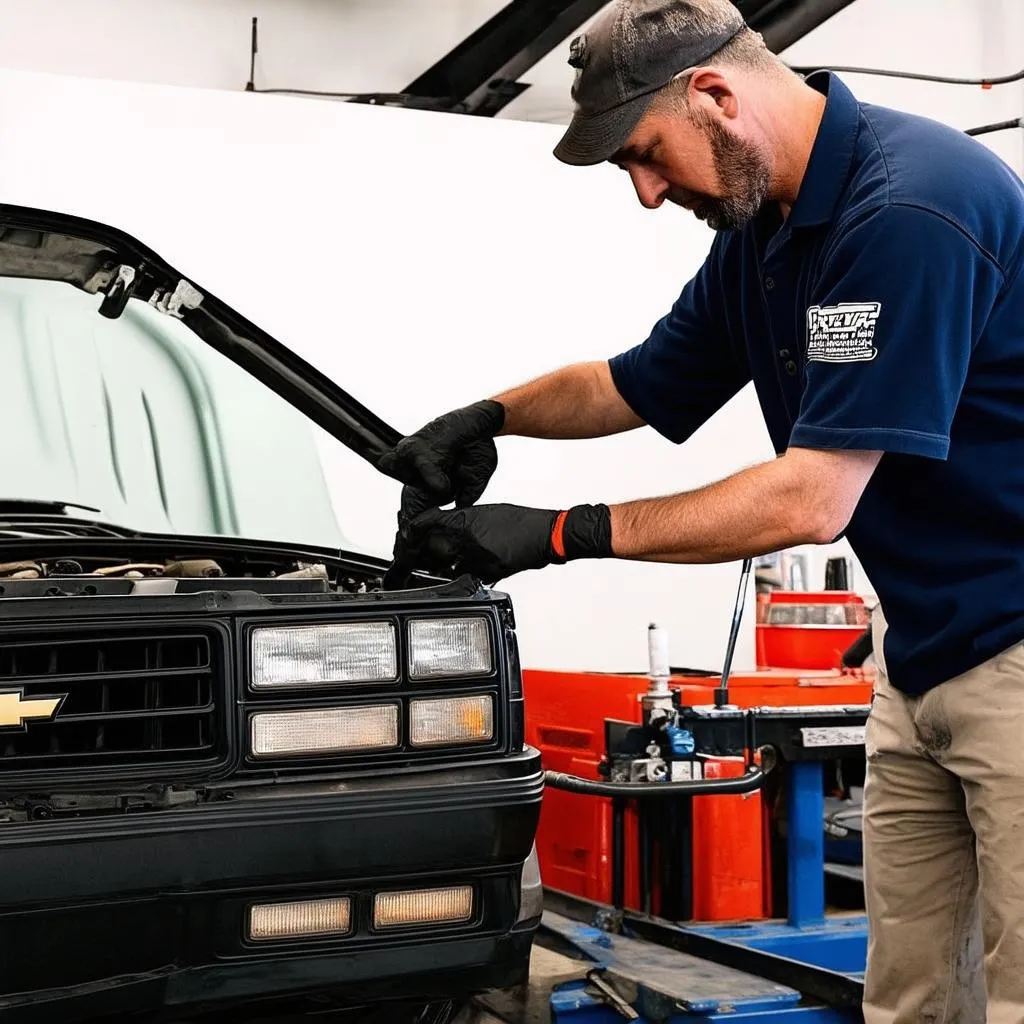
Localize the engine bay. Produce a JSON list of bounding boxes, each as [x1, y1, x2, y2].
[[0, 551, 383, 598]]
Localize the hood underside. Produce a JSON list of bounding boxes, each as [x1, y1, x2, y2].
[[0, 205, 401, 466]]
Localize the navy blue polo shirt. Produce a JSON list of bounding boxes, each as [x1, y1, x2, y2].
[[608, 71, 1024, 695]]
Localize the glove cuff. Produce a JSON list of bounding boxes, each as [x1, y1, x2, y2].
[[473, 399, 506, 436], [549, 504, 612, 563]]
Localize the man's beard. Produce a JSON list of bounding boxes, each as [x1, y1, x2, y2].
[[678, 109, 771, 231]]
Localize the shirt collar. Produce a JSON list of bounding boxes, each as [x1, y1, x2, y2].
[[786, 71, 861, 230]]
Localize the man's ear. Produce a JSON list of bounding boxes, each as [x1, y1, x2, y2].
[[687, 67, 739, 120]]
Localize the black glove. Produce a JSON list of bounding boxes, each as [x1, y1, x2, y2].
[[376, 400, 505, 521], [397, 502, 613, 584]]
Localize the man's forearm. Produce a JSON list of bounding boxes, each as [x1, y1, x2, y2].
[[608, 448, 879, 563], [491, 361, 644, 439], [394, 448, 881, 583]]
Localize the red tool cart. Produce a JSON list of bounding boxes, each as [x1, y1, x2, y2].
[[524, 589, 874, 923]]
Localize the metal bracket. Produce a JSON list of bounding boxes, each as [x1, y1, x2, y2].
[[149, 278, 204, 319], [97, 264, 136, 320], [585, 969, 641, 1020]]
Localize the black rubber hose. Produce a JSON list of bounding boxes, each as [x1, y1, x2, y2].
[[965, 118, 1023, 137], [611, 797, 626, 910], [787, 64, 1024, 88], [840, 627, 873, 669], [544, 747, 776, 798]]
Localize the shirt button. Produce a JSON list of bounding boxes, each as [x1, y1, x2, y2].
[[785, 360, 798, 376], [765, 276, 775, 291], [778, 348, 790, 359]]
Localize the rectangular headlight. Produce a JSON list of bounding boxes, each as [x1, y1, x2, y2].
[[249, 897, 351, 940], [251, 705, 399, 757], [251, 622, 397, 688], [374, 886, 473, 929], [409, 694, 493, 747], [409, 617, 492, 679]]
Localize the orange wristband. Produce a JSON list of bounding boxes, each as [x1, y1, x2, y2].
[[550, 509, 569, 560]]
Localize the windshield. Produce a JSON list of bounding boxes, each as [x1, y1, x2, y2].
[[0, 275, 401, 559]]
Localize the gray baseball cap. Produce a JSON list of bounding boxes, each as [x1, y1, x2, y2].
[[554, 0, 746, 166]]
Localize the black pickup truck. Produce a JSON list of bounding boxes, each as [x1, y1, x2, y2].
[[0, 205, 544, 1023]]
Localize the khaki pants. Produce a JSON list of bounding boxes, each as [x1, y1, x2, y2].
[[863, 609, 1024, 1023]]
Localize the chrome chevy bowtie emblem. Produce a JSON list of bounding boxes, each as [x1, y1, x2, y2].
[[0, 690, 65, 729]]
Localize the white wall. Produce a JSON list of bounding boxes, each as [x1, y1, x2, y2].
[[0, 68, 769, 675], [0, 0, 1020, 671], [0, 0, 500, 99], [1, 0, 1022, 150]]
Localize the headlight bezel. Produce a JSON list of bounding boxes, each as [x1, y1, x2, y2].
[[240, 610, 508, 765], [249, 702, 402, 758], [248, 618, 401, 691], [409, 693, 496, 748], [405, 614, 497, 683]]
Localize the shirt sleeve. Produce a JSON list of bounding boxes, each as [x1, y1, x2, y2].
[[790, 203, 1005, 460], [608, 239, 751, 445]]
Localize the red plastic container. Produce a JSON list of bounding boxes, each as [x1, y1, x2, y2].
[[755, 590, 869, 670]]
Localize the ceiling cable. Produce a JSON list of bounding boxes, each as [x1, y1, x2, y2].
[[788, 60, 1024, 138], [788, 63, 1024, 88], [965, 117, 1024, 137], [242, 17, 459, 110]]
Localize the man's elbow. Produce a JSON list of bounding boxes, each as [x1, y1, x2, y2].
[[803, 506, 853, 546], [779, 447, 879, 547], [782, 483, 857, 546], [778, 505, 843, 548]]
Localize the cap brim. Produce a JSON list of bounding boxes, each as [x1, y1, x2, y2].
[[553, 92, 657, 166]]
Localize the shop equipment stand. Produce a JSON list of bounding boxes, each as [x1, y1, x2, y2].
[[535, 564, 870, 1022]]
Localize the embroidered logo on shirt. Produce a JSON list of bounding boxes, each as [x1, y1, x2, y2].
[[806, 301, 881, 363]]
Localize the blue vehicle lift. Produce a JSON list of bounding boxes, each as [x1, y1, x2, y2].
[[540, 703, 870, 1022]]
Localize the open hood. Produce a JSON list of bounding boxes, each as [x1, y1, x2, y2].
[[0, 204, 401, 467]]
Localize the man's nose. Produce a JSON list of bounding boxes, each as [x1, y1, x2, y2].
[[628, 165, 668, 209]]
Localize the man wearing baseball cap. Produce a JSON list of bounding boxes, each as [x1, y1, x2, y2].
[[377, 2, 1024, 1019]]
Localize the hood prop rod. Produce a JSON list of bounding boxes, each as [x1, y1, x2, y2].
[[714, 556, 752, 708]]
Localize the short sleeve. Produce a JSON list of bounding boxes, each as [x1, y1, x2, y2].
[[608, 240, 750, 445], [791, 204, 1004, 459]]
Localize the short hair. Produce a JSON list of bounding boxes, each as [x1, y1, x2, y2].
[[651, 2, 788, 111]]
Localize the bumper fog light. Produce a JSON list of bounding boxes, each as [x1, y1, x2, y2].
[[409, 617, 492, 679], [409, 694, 493, 747], [251, 704, 399, 757], [374, 885, 474, 929], [251, 622, 397, 688], [249, 896, 351, 940]]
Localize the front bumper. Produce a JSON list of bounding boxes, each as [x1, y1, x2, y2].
[[0, 748, 544, 1021]]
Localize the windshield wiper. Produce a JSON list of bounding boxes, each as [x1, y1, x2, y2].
[[0, 520, 138, 539], [0, 500, 139, 539], [0, 498, 103, 516]]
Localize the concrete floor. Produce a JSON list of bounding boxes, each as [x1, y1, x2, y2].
[[457, 945, 590, 1024]]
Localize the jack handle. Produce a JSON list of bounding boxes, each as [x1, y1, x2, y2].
[[544, 746, 776, 799]]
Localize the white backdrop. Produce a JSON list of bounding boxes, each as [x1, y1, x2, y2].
[[0, 0, 1020, 672], [0, 0, 1022, 148], [0, 68, 772, 672]]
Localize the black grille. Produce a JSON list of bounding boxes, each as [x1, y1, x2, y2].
[[0, 631, 221, 768]]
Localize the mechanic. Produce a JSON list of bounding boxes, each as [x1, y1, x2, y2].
[[377, 1, 1024, 1020]]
